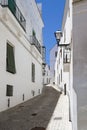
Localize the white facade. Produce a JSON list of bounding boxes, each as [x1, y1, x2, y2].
[[73, 0, 87, 130], [50, 44, 58, 84], [43, 64, 50, 85], [55, 0, 72, 92], [0, 0, 44, 112], [55, 0, 87, 130], [55, 0, 73, 129]]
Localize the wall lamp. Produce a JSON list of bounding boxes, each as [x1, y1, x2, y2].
[[54, 30, 70, 47]]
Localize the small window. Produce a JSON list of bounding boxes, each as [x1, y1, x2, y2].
[[32, 63, 35, 82], [6, 43, 16, 74], [32, 29, 36, 37], [60, 49, 62, 58], [55, 51, 57, 57], [6, 85, 13, 96]]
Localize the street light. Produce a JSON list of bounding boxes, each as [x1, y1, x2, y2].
[[54, 31, 62, 46], [54, 30, 71, 62], [54, 30, 70, 46]]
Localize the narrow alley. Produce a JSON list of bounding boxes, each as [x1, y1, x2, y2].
[[0, 86, 60, 130]]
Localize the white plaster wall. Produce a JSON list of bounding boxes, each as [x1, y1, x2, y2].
[[73, 1, 87, 130], [43, 64, 50, 85], [0, 20, 43, 112], [55, 0, 73, 129], [16, 0, 44, 44], [0, 0, 43, 112], [50, 44, 58, 84]]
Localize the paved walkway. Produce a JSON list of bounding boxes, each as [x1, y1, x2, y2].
[[0, 85, 72, 130], [46, 84, 72, 130], [0, 86, 60, 130]]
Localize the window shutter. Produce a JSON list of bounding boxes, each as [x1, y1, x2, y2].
[[7, 43, 16, 74], [8, 0, 16, 15], [32, 63, 35, 82], [6, 85, 13, 96]]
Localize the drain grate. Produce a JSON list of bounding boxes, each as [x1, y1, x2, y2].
[[31, 127, 45, 130], [31, 113, 37, 116]]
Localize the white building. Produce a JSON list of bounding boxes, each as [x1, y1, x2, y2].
[[55, 0, 73, 128], [55, 0, 87, 130], [55, 0, 72, 94], [73, 0, 87, 130], [0, 0, 44, 112], [43, 64, 50, 85], [50, 44, 58, 84]]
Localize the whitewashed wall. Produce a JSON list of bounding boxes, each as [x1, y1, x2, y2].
[[43, 64, 50, 85], [50, 44, 58, 84], [73, 1, 87, 130], [16, 0, 44, 44], [0, 0, 44, 112]]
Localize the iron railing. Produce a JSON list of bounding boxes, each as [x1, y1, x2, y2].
[[1, 0, 26, 32], [30, 35, 41, 54]]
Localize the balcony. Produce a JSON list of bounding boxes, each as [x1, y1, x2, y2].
[[30, 35, 41, 54], [1, 0, 26, 32]]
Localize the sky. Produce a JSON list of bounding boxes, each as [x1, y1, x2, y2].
[[36, 0, 66, 65]]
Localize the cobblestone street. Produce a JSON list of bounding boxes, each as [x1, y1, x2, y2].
[[0, 86, 60, 130]]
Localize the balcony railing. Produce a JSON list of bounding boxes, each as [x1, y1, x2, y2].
[[1, 0, 26, 32], [30, 35, 41, 54]]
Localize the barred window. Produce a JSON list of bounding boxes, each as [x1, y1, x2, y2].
[[6, 85, 13, 96]]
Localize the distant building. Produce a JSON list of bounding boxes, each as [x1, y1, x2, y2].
[[50, 44, 58, 84], [0, 0, 44, 112], [43, 64, 50, 85]]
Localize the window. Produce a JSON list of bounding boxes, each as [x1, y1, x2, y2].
[[32, 63, 35, 82], [55, 51, 57, 57], [60, 49, 62, 58], [6, 43, 16, 74], [63, 48, 71, 63], [6, 85, 13, 96], [8, 0, 16, 14], [32, 29, 36, 36]]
